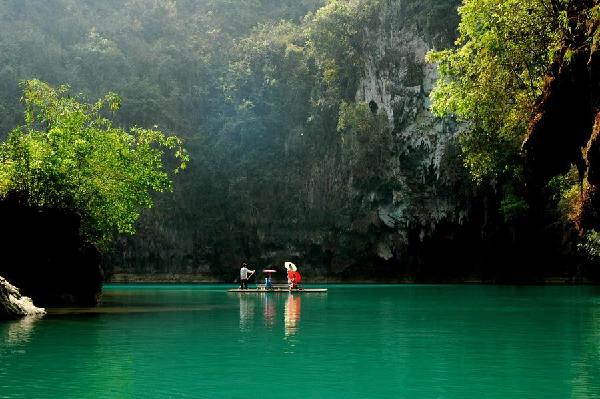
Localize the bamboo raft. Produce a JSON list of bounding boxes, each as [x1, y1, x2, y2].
[[228, 284, 327, 293]]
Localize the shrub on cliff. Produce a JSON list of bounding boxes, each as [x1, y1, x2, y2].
[[426, 0, 561, 183], [0, 79, 189, 245]]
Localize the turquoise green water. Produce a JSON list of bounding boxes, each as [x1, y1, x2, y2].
[[2, 285, 600, 398]]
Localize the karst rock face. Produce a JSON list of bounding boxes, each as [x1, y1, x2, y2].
[[0, 276, 46, 319], [523, 1, 600, 230], [354, 3, 467, 261], [104, 0, 471, 281], [99, 1, 598, 281]]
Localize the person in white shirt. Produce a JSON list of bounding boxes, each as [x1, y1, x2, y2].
[[239, 262, 255, 290]]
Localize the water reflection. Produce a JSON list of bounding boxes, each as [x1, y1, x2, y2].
[[2, 315, 42, 347], [284, 294, 301, 337], [239, 294, 256, 331], [3, 286, 600, 398], [263, 294, 275, 328], [238, 293, 302, 336], [570, 301, 600, 398]]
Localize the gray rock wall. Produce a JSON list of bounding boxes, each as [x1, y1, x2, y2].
[[350, 1, 468, 261], [106, 0, 467, 279]]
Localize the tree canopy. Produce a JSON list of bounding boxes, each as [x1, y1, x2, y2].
[[0, 79, 188, 245], [426, 0, 561, 183], [3, 0, 589, 279]]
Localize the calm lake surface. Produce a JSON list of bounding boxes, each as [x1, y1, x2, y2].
[[2, 284, 600, 398]]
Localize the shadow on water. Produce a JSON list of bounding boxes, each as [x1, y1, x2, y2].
[[46, 304, 231, 315], [46, 287, 234, 316]]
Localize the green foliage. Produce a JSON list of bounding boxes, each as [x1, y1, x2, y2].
[[218, 21, 319, 225], [578, 230, 600, 259], [499, 192, 529, 222], [0, 79, 188, 245], [307, 0, 379, 101], [337, 101, 392, 190], [548, 166, 582, 223], [0, 0, 472, 272], [427, 0, 561, 183]]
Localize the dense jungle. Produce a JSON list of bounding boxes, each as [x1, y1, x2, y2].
[[1, 0, 600, 306]]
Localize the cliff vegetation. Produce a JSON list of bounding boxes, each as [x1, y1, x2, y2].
[[1, 0, 599, 287]]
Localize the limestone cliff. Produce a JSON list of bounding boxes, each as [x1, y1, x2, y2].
[[106, 0, 472, 281], [355, 10, 467, 254]]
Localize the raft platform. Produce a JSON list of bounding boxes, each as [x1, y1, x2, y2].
[[228, 285, 327, 293]]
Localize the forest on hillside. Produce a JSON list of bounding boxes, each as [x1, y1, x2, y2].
[[0, 0, 599, 286]]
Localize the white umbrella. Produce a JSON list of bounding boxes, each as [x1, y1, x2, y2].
[[284, 261, 297, 271]]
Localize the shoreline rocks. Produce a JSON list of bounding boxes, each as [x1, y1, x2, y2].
[[0, 276, 46, 319]]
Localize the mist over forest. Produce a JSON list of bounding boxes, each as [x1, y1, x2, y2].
[[3, 2, 600, 397], [1, 0, 598, 285]]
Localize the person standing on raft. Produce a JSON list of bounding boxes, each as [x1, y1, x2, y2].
[[240, 262, 255, 290], [288, 270, 302, 290], [285, 261, 302, 291]]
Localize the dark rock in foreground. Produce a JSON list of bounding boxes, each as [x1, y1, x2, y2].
[[0, 276, 45, 319], [0, 193, 103, 307]]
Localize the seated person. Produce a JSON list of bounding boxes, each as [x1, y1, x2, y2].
[[265, 275, 273, 289]]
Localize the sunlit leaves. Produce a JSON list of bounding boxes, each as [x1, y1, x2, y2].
[[426, 0, 561, 183], [579, 229, 600, 259], [0, 79, 189, 245], [307, 0, 378, 101]]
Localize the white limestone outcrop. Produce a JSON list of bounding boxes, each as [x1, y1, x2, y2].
[[0, 276, 46, 319]]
